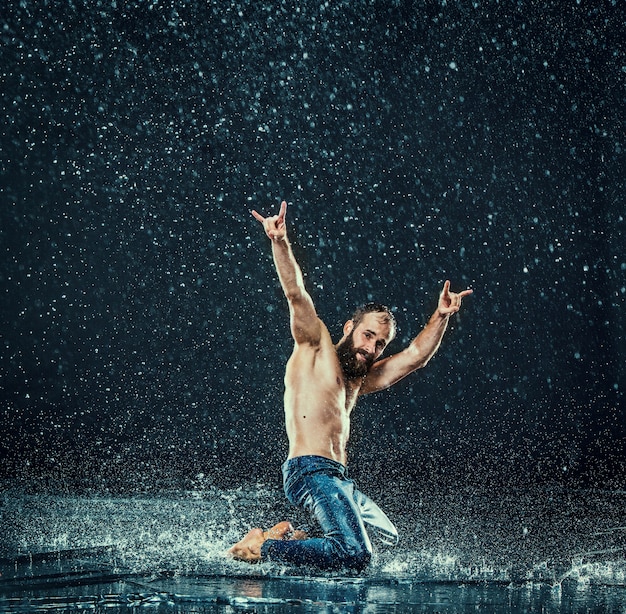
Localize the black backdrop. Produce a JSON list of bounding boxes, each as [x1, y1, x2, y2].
[[1, 1, 624, 492]]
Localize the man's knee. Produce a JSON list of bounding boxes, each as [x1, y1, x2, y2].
[[331, 539, 372, 571], [346, 544, 372, 571]]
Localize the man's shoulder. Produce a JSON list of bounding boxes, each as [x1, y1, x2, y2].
[[288, 324, 336, 360]]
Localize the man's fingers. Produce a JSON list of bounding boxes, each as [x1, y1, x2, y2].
[[439, 283, 472, 316], [252, 202, 286, 224], [442, 281, 473, 299], [442, 306, 459, 314]]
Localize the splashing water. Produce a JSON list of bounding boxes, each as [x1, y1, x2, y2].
[[1, 486, 625, 611]]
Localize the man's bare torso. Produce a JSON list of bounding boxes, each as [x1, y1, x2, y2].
[[283, 320, 360, 465]]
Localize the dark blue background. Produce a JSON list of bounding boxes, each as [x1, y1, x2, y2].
[[1, 1, 624, 492]]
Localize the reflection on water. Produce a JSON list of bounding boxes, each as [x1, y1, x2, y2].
[[4, 577, 626, 613], [1, 487, 625, 612]]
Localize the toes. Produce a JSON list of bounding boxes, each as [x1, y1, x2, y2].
[[264, 521, 294, 541]]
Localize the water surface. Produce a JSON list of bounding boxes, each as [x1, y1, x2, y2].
[[2, 486, 625, 611]]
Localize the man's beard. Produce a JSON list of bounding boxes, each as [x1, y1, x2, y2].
[[336, 332, 375, 380]]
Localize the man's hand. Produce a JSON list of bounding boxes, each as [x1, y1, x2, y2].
[[252, 201, 287, 241], [438, 280, 473, 316]]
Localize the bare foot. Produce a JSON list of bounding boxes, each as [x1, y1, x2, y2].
[[263, 520, 295, 541], [264, 522, 308, 541], [227, 527, 265, 562], [228, 521, 308, 563], [228, 521, 294, 563]]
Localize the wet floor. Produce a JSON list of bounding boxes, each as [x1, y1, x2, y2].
[[1, 487, 625, 612]]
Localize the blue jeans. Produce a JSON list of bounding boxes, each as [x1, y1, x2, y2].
[[260, 455, 398, 571]]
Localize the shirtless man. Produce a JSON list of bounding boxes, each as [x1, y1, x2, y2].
[[228, 201, 472, 571]]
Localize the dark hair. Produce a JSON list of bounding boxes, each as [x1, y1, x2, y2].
[[350, 303, 397, 338]]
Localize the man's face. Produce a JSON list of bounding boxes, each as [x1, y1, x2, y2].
[[336, 312, 394, 379]]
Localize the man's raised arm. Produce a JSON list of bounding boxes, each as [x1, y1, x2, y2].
[[359, 281, 473, 395], [251, 201, 321, 346]]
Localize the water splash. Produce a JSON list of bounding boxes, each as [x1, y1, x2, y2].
[[2, 487, 625, 586]]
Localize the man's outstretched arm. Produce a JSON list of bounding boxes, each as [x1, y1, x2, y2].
[[359, 281, 472, 395], [252, 201, 321, 346]]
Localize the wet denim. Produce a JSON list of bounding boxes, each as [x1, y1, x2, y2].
[[260, 455, 398, 571]]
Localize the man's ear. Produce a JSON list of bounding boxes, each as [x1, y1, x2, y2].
[[343, 320, 354, 336]]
